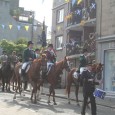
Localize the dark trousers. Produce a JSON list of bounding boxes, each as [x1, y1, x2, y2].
[[81, 92, 96, 115]]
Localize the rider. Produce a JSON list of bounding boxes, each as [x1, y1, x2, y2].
[[46, 44, 57, 75], [0, 50, 8, 68], [79, 48, 89, 74], [10, 51, 18, 66], [35, 48, 40, 59], [21, 41, 35, 80]]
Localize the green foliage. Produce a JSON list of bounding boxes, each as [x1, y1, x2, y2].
[[0, 39, 27, 55], [15, 38, 28, 45]]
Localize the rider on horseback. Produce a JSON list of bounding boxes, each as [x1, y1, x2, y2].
[[0, 50, 8, 69], [21, 41, 35, 81], [46, 44, 57, 75], [79, 48, 89, 74]]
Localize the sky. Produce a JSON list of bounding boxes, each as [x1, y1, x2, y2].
[[19, 0, 53, 33]]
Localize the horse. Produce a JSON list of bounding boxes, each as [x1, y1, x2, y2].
[[1, 59, 14, 92], [66, 63, 104, 105], [37, 56, 71, 105], [13, 58, 43, 103]]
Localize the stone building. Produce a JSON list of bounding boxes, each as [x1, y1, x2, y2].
[[96, 0, 115, 92], [51, 0, 96, 87], [0, 0, 45, 45]]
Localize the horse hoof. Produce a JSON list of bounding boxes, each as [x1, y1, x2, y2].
[[87, 105, 90, 109], [54, 102, 57, 105], [33, 101, 37, 104], [68, 102, 71, 104], [47, 101, 50, 104], [77, 103, 80, 106], [13, 96, 16, 99]]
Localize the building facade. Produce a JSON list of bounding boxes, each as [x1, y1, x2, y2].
[[0, 0, 45, 45], [96, 0, 115, 92], [52, 0, 96, 87]]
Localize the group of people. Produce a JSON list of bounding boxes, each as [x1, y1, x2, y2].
[[21, 41, 57, 81], [0, 40, 100, 115]]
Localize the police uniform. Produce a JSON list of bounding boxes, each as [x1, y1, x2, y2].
[[81, 64, 99, 115]]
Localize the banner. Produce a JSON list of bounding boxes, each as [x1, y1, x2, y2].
[[2, 24, 5, 29], [24, 26, 29, 31], [17, 25, 21, 30], [9, 24, 13, 29]]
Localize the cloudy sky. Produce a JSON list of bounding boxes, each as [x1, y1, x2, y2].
[[19, 0, 53, 32]]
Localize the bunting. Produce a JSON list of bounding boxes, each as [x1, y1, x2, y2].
[[9, 24, 13, 29], [17, 25, 21, 30], [77, 0, 82, 5], [65, 0, 70, 2], [25, 26, 29, 31], [2, 24, 5, 29]]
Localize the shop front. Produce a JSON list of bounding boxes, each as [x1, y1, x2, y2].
[[104, 49, 115, 91]]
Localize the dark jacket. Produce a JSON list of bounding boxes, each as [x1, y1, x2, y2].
[[23, 48, 36, 62], [81, 70, 99, 94], [46, 50, 56, 63]]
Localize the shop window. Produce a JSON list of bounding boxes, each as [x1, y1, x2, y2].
[[56, 36, 63, 50], [104, 50, 115, 91], [57, 9, 64, 23]]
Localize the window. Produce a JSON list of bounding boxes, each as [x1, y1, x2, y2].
[[56, 36, 63, 50], [57, 9, 64, 23]]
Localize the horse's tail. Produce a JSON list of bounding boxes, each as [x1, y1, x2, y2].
[[65, 68, 76, 94]]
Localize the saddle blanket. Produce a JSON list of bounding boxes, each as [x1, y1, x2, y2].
[[73, 71, 79, 79]]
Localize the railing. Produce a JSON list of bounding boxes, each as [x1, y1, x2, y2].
[[66, 2, 96, 27]]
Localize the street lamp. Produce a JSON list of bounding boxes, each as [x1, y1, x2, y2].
[[29, 11, 35, 41]]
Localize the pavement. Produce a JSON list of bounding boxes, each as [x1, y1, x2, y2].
[[41, 85, 115, 109]]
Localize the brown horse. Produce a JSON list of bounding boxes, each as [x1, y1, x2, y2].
[[66, 63, 104, 105], [13, 58, 43, 103], [38, 56, 70, 105]]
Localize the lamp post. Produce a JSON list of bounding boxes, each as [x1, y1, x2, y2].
[[29, 11, 35, 41]]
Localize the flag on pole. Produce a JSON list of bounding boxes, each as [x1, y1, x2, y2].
[[41, 18, 47, 47]]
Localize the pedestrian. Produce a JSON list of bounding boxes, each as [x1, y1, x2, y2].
[[81, 62, 101, 115]]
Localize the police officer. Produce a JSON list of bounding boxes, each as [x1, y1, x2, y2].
[[21, 41, 35, 79], [81, 62, 100, 115]]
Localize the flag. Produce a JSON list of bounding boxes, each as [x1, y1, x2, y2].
[[65, 0, 70, 2], [77, 0, 82, 5], [41, 19, 47, 47]]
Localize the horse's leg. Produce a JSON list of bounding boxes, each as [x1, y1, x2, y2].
[[48, 85, 53, 104], [67, 81, 72, 104], [52, 86, 57, 105], [2, 78, 5, 92], [75, 85, 80, 106]]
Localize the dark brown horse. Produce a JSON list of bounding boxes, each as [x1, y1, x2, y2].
[[38, 56, 70, 105], [66, 63, 104, 105], [1, 59, 14, 92], [13, 58, 43, 103]]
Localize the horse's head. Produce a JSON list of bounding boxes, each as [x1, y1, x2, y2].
[[91, 63, 104, 80], [62, 56, 71, 72]]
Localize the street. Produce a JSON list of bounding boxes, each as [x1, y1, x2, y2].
[[0, 88, 115, 115]]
